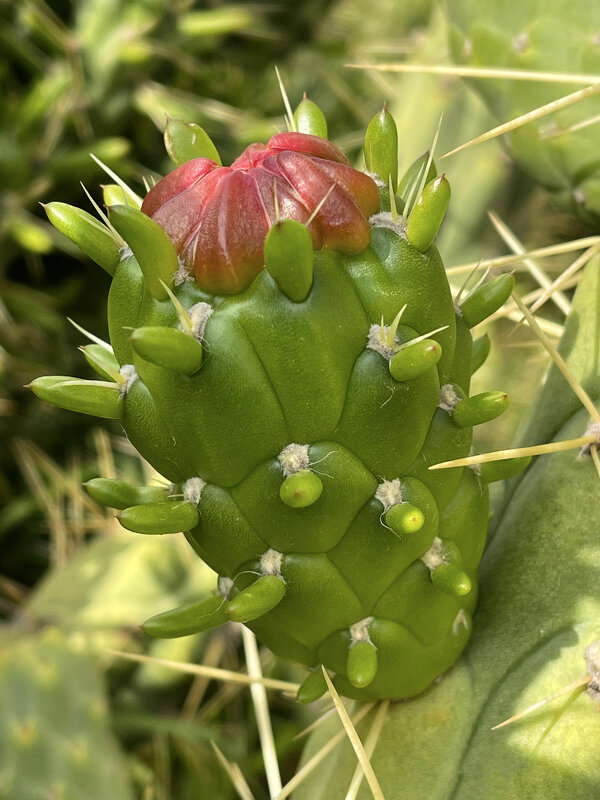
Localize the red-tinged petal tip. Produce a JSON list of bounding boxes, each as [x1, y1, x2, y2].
[[142, 132, 380, 294]]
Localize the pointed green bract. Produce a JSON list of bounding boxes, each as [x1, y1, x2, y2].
[[130, 326, 204, 374], [102, 183, 140, 208], [143, 595, 228, 638], [471, 333, 491, 374], [280, 470, 323, 508], [44, 202, 121, 275], [85, 477, 168, 509], [460, 273, 515, 328], [108, 205, 178, 299], [293, 96, 328, 138], [227, 575, 286, 623], [389, 339, 442, 381], [164, 117, 221, 166], [347, 640, 378, 688], [364, 105, 399, 191], [28, 375, 122, 419], [264, 219, 314, 302], [397, 151, 437, 201], [431, 563, 471, 596], [297, 667, 328, 703], [81, 344, 120, 381], [118, 501, 199, 535], [406, 174, 451, 252], [453, 391, 509, 428]]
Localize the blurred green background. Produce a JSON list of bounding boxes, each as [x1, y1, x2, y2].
[[1, 0, 597, 797]]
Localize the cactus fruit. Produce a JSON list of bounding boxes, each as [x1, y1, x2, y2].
[[32, 102, 519, 702]]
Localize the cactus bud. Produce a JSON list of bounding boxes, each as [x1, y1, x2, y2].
[[385, 503, 425, 535], [226, 575, 287, 622], [130, 326, 204, 374], [347, 640, 378, 688], [108, 205, 179, 299], [118, 501, 199, 534], [389, 339, 442, 381], [460, 273, 515, 328], [143, 595, 229, 638], [293, 95, 328, 138], [280, 470, 323, 508], [44, 202, 121, 275], [453, 391, 509, 428], [364, 105, 399, 191], [431, 563, 472, 596], [406, 174, 451, 253], [164, 117, 221, 167], [264, 219, 314, 302]]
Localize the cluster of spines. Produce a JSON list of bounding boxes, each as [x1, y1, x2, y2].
[[30, 98, 519, 702]]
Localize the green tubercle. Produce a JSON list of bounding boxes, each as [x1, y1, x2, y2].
[[453, 391, 509, 428], [385, 503, 425, 535], [389, 339, 442, 381], [264, 219, 314, 302], [130, 326, 204, 375], [118, 501, 200, 535], [460, 273, 515, 328], [143, 595, 229, 638], [28, 375, 122, 419], [364, 105, 399, 191], [102, 183, 141, 208], [293, 95, 328, 138], [406, 174, 451, 253], [347, 640, 378, 688], [164, 117, 221, 166], [226, 574, 286, 622], [44, 202, 121, 275], [108, 205, 179, 299], [280, 470, 323, 508]]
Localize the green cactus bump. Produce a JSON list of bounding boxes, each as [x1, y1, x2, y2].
[[34, 102, 519, 701]]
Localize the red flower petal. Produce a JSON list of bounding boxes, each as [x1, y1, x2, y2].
[[141, 133, 380, 294]]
